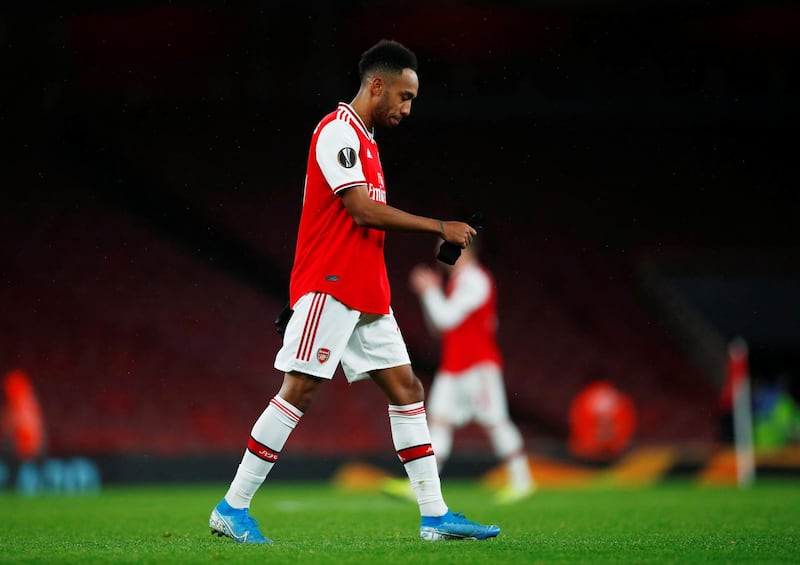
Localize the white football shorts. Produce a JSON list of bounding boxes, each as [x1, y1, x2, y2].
[[274, 292, 411, 383], [427, 362, 510, 427]]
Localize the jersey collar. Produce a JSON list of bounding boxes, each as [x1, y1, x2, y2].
[[338, 102, 374, 141]]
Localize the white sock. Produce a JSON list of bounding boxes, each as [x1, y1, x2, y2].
[[429, 420, 454, 473], [388, 402, 448, 517], [488, 420, 533, 489], [507, 452, 534, 490], [224, 395, 303, 509]]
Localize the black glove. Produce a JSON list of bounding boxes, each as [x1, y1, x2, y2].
[[275, 301, 294, 336], [436, 211, 484, 265]]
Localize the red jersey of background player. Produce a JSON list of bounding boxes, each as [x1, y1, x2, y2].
[[289, 102, 390, 315], [439, 263, 503, 374]]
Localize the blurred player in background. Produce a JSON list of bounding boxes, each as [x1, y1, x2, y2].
[[1, 369, 45, 463], [1, 369, 46, 495], [209, 39, 500, 544], [384, 240, 536, 505]]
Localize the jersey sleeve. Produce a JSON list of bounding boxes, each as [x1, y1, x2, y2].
[[315, 119, 366, 194], [420, 266, 490, 331]]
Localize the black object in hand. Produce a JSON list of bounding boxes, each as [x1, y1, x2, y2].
[[436, 211, 484, 265], [275, 301, 294, 336]]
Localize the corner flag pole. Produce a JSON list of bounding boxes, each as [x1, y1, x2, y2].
[[728, 338, 755, 487]]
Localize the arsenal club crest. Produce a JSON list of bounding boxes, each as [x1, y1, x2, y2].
[[317, 348, 331, 363]]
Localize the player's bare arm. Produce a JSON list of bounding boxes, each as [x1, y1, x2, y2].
[[340, 185, 476, 247]]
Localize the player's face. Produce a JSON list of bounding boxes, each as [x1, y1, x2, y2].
[[374, 68, 418, 128]]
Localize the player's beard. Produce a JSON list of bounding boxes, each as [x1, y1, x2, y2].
[[375, 93, 400, 128]]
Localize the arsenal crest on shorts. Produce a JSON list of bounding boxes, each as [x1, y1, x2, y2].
[[317, 348, 331, 363]]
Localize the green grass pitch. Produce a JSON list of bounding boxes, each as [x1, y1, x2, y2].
[[2, 479, 798, 564]]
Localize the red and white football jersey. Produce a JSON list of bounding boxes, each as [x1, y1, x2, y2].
[[289, 103, 391, 314], [420, 262, 503, 374]]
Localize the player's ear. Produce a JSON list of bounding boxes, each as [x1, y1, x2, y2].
[[370, 76, 384, 96]]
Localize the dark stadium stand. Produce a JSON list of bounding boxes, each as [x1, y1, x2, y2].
[[0, 189, 280, 455]]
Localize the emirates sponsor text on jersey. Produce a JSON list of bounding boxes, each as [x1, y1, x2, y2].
[[368, 183, 387, 203]]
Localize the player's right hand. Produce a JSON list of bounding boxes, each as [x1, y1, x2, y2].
[[409, 265, 442, 294], [441, 221, 477, 248]]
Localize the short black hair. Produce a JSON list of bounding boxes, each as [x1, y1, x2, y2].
[[358, 39, 418, 80]]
